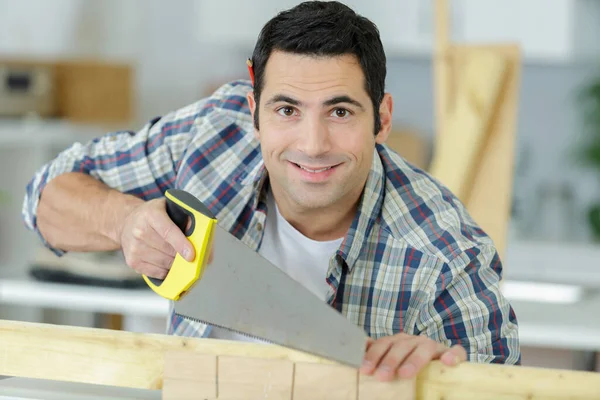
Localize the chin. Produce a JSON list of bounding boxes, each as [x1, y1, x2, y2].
[[289, 190, 341, 210]]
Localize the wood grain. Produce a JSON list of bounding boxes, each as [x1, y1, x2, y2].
[[218, 356, 293, 400], [293, 362, 358, 400], [163, 351, 216, 399]]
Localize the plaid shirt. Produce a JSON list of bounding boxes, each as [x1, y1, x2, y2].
[[23, 79, 520, 364]]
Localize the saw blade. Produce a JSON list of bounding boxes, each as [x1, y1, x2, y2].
[[173, 224, 368, 368]]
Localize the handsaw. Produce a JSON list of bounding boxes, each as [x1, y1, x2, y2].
[[143, 189, 368, 368]]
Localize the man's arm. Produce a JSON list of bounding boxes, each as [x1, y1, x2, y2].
[[418, 245, 521, 364], [22, 112, 195, 257], [35, 172, 143, 252]]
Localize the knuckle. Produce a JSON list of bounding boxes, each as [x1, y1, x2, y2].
[[160, 224, 174, 242], [409, 351, 429, 367], [131, 226, 145, 240]]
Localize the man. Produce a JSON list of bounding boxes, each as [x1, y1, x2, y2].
[[22, 0, 520, 382]]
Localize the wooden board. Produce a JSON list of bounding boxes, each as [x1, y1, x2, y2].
[[428, 49, 509, 202], [457, 45, 521, 259], [2, 320, 600, 399]]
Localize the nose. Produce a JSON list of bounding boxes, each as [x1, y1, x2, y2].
[[297, 115, 332, 157]]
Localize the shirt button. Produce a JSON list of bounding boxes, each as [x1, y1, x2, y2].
[[256, 222, 263, 232]]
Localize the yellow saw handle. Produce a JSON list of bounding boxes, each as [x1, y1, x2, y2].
[[142, 189, 217, 301]]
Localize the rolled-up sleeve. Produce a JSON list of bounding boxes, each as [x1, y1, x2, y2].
[[22, 110, 197, 256], [418, 244, 521, 365]]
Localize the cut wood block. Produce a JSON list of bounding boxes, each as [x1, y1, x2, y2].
[[293, 362, 358, 400], [163, 351, 216, 400], [218, 355, 293, 400], [358, 374, 416, 400]]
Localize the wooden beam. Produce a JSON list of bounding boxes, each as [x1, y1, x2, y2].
[[434, 0, 451, 139], [457, 44, 522, 259], [428, 49, 508, 201], [2, 320, 600, 399]]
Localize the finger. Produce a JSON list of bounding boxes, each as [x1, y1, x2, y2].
[[395, 340, 444, 379], [149, 212, 195, 261], [132, 224, 178, 258], [374, 338, 422, 381], [360, 337, 394, 375], [138, 244, 176, 271], [440, 344, 468, 366], [132, 262, 169, 279]]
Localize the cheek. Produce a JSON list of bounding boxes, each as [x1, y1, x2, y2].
[[331, 125, 374, 162], [258, 127, 292, 161]]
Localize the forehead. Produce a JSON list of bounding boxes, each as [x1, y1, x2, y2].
[[261, 51, 367, 99]]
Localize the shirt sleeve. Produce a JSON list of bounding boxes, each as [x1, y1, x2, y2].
[[418, 244, 521, 365], [21, 108, 198, 256]]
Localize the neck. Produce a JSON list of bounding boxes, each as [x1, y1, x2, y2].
[[269, 185, 364, 242]]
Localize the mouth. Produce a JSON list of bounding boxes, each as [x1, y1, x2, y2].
[[291, 162, 340, 173], [288, 161, 341, 182]]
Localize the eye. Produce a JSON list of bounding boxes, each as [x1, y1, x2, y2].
[[277, 106, 297, 117], [331, 108, 350, 118]]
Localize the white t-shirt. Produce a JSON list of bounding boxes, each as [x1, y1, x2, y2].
[[209, 190, 343, 342]]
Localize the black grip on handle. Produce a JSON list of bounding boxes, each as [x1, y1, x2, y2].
[[166, 196, 193, 236]]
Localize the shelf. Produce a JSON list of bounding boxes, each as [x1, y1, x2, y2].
[[503, 240, 600, 287], [0, 278, 170, 317], [0, 118, 107, 148]]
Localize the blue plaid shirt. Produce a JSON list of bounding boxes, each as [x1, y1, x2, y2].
[[23, 79, 520, 364]]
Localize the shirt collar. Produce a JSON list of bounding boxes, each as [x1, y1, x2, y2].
[[336, 148, 385, 272]]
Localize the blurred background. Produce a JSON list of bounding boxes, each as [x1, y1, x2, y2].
[[1, 0, 600, 374]]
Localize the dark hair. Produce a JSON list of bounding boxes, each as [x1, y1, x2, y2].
[[250, 1, 386, 135]]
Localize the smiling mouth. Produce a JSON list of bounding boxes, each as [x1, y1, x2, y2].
[[292, 162, 339, 173]]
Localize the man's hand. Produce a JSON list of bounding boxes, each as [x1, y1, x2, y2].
[[360, 333, 467, 381], [118, 198, 195, 279]]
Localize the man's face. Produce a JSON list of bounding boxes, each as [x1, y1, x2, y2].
[[247, 51, 392, 213]]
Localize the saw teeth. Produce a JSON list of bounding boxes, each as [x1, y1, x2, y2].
[[174, 312, 356, 367]]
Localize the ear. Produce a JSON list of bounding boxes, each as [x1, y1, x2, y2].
[[247, 90, 259, 140], [375, 93, 393, 145]]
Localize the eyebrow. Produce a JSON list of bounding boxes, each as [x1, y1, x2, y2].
[[264, 94, 365, 110], [323, 95, 365, 111]]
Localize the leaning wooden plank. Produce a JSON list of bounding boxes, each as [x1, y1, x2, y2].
[[456, 44, 522, 259], [433, 0, 451, 140], [429, 49, 508, 203], [2, 319, 600, 399]]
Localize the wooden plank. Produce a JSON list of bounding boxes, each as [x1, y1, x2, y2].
[[3, 320, 600, 399], [218, 356, 293, 399], [0, 319, 329, 390], [418, 361, 600, 399], [434, 0, 451, 139], [293, 362, 358, 400], [428, 49, 508, 202], [456, 45, 522, 259]]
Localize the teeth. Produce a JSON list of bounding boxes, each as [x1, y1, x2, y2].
[[298, 164, 332, 173]]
